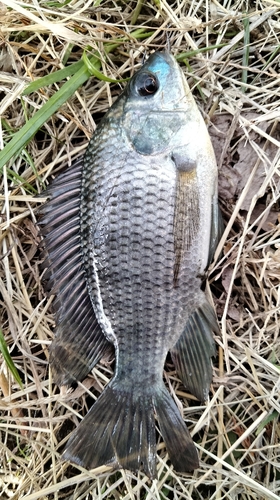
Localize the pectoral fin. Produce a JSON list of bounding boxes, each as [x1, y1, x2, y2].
[[173, 168, 200, 285], [170, 300, 218, 402]]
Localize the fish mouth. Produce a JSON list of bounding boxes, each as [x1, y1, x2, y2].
[[154, 50, 176, 64], [145, 50, 178, 71], [147, 51, 194, 109]]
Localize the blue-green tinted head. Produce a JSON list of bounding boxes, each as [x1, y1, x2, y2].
[[129, 52, 173, 99], [127, 51, 181, 104], [122, 51, 193, 155]]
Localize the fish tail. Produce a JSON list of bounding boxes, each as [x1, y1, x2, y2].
[[154, 385, 199, 473], [62, 380, 157, 477], [62, 381, 198, 477]]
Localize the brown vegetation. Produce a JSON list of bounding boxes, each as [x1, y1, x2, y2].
[[0, 1, 280, 498]]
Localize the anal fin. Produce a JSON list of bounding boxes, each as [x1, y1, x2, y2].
[[170, 301, 218, 402]]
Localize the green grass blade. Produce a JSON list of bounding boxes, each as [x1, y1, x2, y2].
[[251, 44, 280, 85], [176, 44, 227, 61], [22, 61, 84, 96], [0, 330, 23, 389], [131, 0, 144, 25], [256, 410, 279, 436], [0, 29, 154, 172], [44, 0, 72, 6], [181, 59, 206, 102], [0, 62, 92, 172], [82, 51, 129, 82], [6, 167, 38, 194]]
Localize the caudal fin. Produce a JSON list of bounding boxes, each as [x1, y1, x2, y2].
[[63, 381, 198, 477], [63, 381, 157, 477], [154, 385, 199, 472]]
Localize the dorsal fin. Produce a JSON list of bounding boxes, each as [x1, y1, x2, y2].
[[38, 158, 112, 386]]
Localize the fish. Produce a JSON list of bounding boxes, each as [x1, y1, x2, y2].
[[39, 51, 222, 478]]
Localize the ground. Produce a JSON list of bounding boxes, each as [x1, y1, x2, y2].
[[0, 1, 280, 499]]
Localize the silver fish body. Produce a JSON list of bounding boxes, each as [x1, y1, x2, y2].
[[40, 51, 221, 477]]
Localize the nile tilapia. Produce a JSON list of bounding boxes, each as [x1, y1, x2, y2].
[[39, 51, 222, 477]]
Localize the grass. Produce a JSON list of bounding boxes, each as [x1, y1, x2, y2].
[[1, 0, 280, 499]]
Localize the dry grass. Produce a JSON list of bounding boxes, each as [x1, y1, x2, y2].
[[1, 0, 280, 498]]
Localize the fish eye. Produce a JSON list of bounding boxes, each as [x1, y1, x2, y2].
[[134, 72, 159, 97]]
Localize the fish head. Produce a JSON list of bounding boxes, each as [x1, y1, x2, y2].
[[119, 51, 218, 274], [122, 51, 201, 159], [125, 51, 193, 112]]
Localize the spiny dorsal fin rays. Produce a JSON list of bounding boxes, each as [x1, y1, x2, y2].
[[38, 159, 111, 386]]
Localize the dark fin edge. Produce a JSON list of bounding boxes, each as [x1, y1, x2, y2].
[[62, 381, 199, 478], [154, 385, 199, 473], [38, 158, 111, 386], [208, 197, 224, 266], [170, 301, 218, 402]]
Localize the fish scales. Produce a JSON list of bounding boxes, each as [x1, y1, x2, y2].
[[82, 122, 200, 375], [39, 51, 222, 477]]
